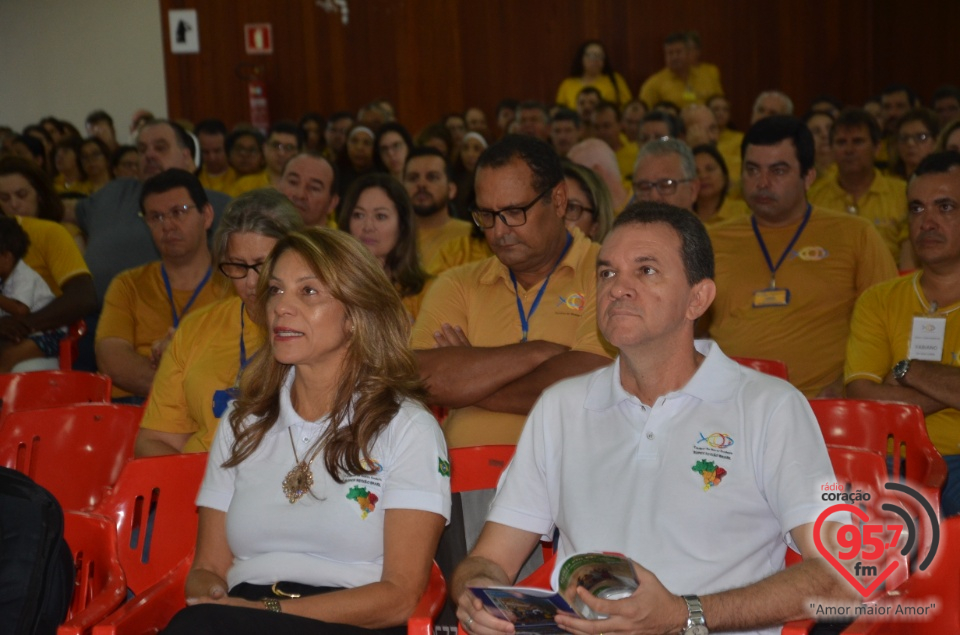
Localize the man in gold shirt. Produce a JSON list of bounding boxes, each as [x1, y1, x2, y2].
[[808, 109, 909, 266], [403, 147, 471, 265], [706, 116, 897, 398], [278, 153, 339, 228], [639, 32, 723, 110], [195, 119, 237, 195], [411, 134, 613, 450], [229, 122, 301, 196], [845, 150, 960, 517]]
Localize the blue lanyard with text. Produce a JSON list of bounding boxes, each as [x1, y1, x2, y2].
[[750, 205, 811, 287], [509, 232, 572, 342], [161, 264, 212, 328]]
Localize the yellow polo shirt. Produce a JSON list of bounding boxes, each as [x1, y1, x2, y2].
[[411, 229, 614, 448], [141, 296, 262, 453], [417, 218, 473, 268], [425, 235, 494, 277], [228, 170, 272, 197], [706, 207, 898, 397], [639, 66, 723, 109], [845, 273, 960, 456], [555, 73, 633, 110], [199, 166, 239, 195], [808, 169, 908, 262], [16, 216, 90, 296], [97, 262, 225, 398]]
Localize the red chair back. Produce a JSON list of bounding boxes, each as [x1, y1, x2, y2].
[[0, 403, 143, 511], [809, 399, 947, 511], [96, 453, 208, 595], [59, 320, 86, 371], [58, 512, 126, 635], [0, 370, 112, 420], [730, 356, 789, 380], [449, 445, 516, 493]]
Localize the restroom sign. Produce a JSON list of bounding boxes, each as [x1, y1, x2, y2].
[[245, 24, 273, 54]]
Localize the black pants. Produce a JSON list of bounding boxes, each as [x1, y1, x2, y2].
[[162, 582, 407, 635]]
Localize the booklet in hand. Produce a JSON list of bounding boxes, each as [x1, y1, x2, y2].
[[469, 552, 638, 634]]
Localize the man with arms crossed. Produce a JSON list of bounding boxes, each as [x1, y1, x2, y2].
[[453, 203, 850, 635], [846, 150, 960, 518]]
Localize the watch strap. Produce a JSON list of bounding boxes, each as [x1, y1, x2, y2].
[[681, 594, 707, 633], [263, 597, 282, 612]]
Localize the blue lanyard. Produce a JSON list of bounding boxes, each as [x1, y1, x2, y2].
[[750, 205, 811, 287], [509, 233, 572, 342], [161, 264, 212, 328]]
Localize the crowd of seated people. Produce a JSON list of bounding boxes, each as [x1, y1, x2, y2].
[[2, 25, 960, 634]]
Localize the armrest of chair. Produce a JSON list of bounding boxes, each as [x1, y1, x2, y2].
[[408, 561, 447, 635], [58, 575, 126, 635], [91, 556, 191, 635], [781, 618, 818, 634]]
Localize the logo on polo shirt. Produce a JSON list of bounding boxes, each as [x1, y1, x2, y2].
[[795, 245, 829, 261], [346, 486, 379, 519], [557, 292, 586, 312], [692, 459, 727, 491]]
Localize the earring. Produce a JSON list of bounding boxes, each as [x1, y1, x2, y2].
[[350, 324, 356, 334]]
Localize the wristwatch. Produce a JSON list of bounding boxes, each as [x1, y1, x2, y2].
[[681, 595, 708, 635], [893, 359, 912, 384]]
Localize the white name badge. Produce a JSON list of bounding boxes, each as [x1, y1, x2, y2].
[[909, 316, 946, 361]]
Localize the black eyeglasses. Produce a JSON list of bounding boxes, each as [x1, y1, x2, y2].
[[219, 262, 264, 279], [565, 201, 595, 222], [633, 178, 693, 196], [471, 184, 556, 229]]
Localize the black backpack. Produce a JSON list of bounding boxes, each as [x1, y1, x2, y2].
[[0, 467, 74, 635]]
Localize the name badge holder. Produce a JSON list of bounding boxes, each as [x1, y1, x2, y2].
[[909, 301, 947, 361], [750, 205, 811, 309]]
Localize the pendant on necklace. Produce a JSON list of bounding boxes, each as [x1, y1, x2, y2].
[[282, 462, 314, 503]]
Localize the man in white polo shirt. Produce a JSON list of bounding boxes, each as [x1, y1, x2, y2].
[[452, 202, 852, 635]]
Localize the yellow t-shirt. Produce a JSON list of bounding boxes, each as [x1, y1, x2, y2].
[[716, 128, 744, 199], [96, 261, 225, 398], [639, 66, 723, 109], [807, 169, 908, 262], [417, 218, 473, 269], [400, 277, 433, 324], [845, 273, 960, 456], [16, 215, 90, 296], [228, 170, 273, 197], [140, 296, 263, 453], [425, 235, 494, 277], [199, 166, 239, 195], [614, 136, 639, 187], [555, 73, 633, 109], [699, 198, 749, 226], [706, 207, 898, 397], [54, 174, 94, 196], [411, 230, 615, 448]]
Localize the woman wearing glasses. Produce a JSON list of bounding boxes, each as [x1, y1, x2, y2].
[[890, 109, 939, 179], [135, 189, 303, 457], [561, 161, 613, 242]]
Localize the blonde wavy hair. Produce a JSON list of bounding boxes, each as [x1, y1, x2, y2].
[[223, 227, 427, 481]]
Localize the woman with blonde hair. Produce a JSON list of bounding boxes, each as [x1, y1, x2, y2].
[[164, 227, 450, 635]]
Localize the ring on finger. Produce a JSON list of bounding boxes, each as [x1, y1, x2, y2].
[[466, 616, 475, 629]]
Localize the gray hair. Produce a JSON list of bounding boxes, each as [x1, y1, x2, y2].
[[212, 189, 305, 267], [634, 138, 697, 180], [753, 91, 794, 116]]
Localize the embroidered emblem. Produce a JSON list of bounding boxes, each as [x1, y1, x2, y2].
[[692, 459, 727, 491], [795, 246, 829, 261], [697, 432, 734, 449], [438, 457, 451, 477], [360, 458, 382, 473], [346, 485, 379, 518], [557, 293, 586, 311]]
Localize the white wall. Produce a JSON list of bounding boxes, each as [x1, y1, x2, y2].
[[0, 0, 167, 143]]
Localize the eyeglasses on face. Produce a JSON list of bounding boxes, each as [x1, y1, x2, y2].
[[633, 178, 692, 196], [218, 261, 264, 279], [898, 132, 932, 146], [470, 184, 556, 229], [267, 141, 298, 153], [564, 201, 595, 221], [139, 204, 197, 226]]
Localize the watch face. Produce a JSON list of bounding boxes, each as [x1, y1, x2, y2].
[[684, 626, 708, 635]]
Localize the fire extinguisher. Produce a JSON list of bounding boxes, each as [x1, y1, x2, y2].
[[248, 77, 270, 136]]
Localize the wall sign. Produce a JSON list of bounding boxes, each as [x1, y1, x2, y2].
[[169, 10, 200, 54], [245, 24, 273, 55]]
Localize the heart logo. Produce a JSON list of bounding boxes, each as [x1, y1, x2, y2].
[[814, 504, 901, 597]]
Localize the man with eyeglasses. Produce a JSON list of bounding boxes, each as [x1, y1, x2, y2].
[[95, 169, 223, 402], [704, 116, 896, 398], [632, 138, 700, 211], [230, 121, 303, 196], [808, 108, 909, 266]]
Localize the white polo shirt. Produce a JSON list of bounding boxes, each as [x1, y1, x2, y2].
[[489, 341, 841, 634], [198, 369, 452, 590]]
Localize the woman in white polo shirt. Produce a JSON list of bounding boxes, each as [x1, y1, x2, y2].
[[163, 228, 451, 635]]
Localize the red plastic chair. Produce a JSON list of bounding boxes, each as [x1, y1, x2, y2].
[[0, 370, 112, 420], [449, 445, 517, 493], [808, 399, 947, 513], [58, 512, 127, 635], [731, 356, 790, 380], [0, 403, 143, 511], [59, 320, 87, 371], [841, 516, 960, 634]]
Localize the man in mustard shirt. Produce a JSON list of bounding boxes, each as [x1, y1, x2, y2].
[[196, 119, 237, 195], [403, 147, 471, 265], [706, 116, 897, 398], [639, 32, 723, 110], [808, 109, 909, 266], [411, 134, 613, 451], [846, 151, 960, 517], [96, 169, 222, 402]]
